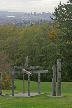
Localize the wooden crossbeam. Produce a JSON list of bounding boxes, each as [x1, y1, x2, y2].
[[32, 70, 48, 73]]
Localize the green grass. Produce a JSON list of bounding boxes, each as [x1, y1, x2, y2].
[[0, 80, 72, 108]]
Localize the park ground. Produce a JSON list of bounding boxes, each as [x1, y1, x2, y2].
[[0, 80, 72, 108]]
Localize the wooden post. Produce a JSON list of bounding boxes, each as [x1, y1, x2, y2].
[[57, 59, 61, 96], [38, 73, 40, 94], [12, 72, 14, 96], [0, 72, 2, 95], [52, 66, 56, 96], [28, 74, 30, 96], [25, 56, 28, 67], [23, 72, 25, 93]]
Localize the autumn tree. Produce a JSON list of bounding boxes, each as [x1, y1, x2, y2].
[[0, 53, 11, 89], [48, 28, 57, 42]]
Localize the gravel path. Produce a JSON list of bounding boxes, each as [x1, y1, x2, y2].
[[10, 93, 40, 97]]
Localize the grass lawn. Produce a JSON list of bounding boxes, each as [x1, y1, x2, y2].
[[0, 80, 72, 108]]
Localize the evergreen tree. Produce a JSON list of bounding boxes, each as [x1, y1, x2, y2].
[[54, 0, 72, 81]]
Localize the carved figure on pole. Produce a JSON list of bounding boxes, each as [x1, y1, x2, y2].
[[22, 69, 31, 96], [52, 66, 56, 96], [12, 70, 15, 96], [57, 59, 61, 96], [0, 72, 2, 95]]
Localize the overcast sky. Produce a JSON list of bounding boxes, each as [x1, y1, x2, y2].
[[0, 0, 67, 13]]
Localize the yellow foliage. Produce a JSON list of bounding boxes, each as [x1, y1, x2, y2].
[[2, 73, 11, 90], [48, 28, 57, 42]]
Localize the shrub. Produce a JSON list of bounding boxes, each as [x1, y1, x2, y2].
[[2, 73, 11, 90]]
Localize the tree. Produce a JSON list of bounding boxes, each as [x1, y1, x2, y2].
[[54, 0, 72, 41], [69, 0, 72, 3], [48, 28, 57, 42], [53, 0, 72, 81], [0, 53, 11, 89]]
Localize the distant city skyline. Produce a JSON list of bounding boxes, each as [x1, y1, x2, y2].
[[0, 0, 67, 13]]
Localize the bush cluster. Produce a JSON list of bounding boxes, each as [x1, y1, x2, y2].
[[2, 73, 11, 90]]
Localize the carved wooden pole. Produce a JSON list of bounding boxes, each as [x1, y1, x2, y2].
[[38, 73, 40, 94], [23, 72, 25, 93], [25, 56, 29, 95], [52, 66, 56, 96], [57, 59, 61, 96], [0, 72, 2, 95], [12, 71, 14, 96], [25, 56, 28, 67], [28, 74, 30, 96]]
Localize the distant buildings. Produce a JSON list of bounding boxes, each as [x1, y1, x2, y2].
[[0, 11, 54, 27]]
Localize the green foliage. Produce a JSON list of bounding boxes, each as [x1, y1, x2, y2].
[[53, 0, 72, 81], [54, 1, 72, 41], [0, 16, 72, 82]]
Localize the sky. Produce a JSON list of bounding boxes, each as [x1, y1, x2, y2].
[[0, 0, 67, 13]]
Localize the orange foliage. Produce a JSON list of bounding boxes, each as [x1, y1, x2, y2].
[[48, 28, 57, 42]]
